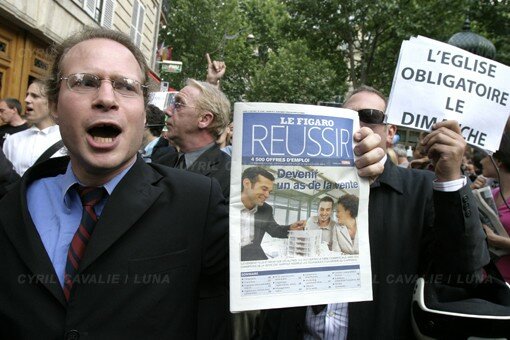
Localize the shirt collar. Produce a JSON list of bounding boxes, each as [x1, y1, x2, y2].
[[29, 124, 59, 135], [61, 160, 134, 208], [184, 142, 215, 168], [242, 204, 258, 214], [143, 137, 160, 155], [370, 157, 404, 194]]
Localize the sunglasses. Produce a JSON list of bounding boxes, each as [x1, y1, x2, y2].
[[357, 109, 386, 125]]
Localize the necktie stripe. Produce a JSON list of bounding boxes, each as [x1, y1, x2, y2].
[[78, 224, 91, 239], [63, 185, 106, 302]]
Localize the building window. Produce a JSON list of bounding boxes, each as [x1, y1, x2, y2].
[[75, 0, 114, 27], [100, 0, 115, 29], [130, 0, 145, 48]]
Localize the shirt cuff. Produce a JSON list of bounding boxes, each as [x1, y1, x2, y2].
[[433, 176, 467, 192]]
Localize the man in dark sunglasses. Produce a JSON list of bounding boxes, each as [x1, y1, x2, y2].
[[261, 85, 489, 340]]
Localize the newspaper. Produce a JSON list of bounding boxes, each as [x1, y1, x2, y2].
[[229, 102, 372, 312], [473, 186, 510, 257]]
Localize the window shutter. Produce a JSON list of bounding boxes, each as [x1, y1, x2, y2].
[[84, 0, 97, 16], [137, 4, 145, 47], [101, 0, 115, 29]]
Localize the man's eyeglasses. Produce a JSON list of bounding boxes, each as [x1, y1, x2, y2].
[[60, 73, 147, 97], [357, 109, 386, 125]]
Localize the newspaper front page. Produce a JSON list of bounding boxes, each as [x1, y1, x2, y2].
[[230, 102, 372, 312]]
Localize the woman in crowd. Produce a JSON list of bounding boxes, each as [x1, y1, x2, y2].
[[479, 132, 510, 282]]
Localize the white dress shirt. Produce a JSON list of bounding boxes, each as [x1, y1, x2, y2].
[[2, 125, 65, 175], [241, 205, 257, 246]]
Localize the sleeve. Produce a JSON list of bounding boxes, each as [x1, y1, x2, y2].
[[428, 183, 490, 278], [263, 206, 290, 239], [197, 179, 230, 340]]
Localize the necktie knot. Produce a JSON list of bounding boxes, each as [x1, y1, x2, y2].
[[76, 185, 106, 207]]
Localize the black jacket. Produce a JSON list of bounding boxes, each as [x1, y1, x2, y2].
[[0, 156, 229, 339]]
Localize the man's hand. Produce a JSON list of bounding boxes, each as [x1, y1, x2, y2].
[[206, 53, 226, 86], [290, 220, 305, 230], [483, 224, 510, 248], [353, 127, 385, 179], [471, 175, 487, 190], [421, 120, 465, 182]]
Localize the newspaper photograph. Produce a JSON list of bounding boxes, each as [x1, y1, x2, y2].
[[229, 102, 372, 312]]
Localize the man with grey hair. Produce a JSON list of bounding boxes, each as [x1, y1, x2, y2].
[[156, 78, 232, 201]]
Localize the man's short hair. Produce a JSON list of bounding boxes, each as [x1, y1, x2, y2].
[[319, 196, 334, 206], [337, 194, 359, 218], [242, 167, 275, 186], [1, 98, 22, 115], [186, 79, 230, 139], [46, 27, 151, 107], [494, 132, 510, 170], [344, 85, 388, 108], [146, 104, 165, 137], [29, 79, 48, 96]]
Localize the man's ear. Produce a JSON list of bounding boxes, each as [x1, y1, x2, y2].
[[242, 178, 251, 191], [386, 124, 397, 148], [197, 111, 214, 129]]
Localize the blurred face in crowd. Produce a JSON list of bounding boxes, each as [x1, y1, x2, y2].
[[165, 86, 201, 146], [0, 101, 17, 124], [242, 175, 274, 209], [54, 38, 146, 183], [318, 201, 333, 224], [343, 91, 395, 151], [480, 155, 498, 178], [25, 82, 50, 126]]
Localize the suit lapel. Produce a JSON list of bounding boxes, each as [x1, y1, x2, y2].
[[78, 157, 164, 272], [1, 157, 70, 306]]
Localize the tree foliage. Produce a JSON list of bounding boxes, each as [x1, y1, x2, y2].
[[162, 0, 508, 103], [247, 40, 341, 104]]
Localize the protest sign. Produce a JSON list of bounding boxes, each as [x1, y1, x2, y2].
[[386, 36, 510, 151], [229, 102, 372, 312], [148, 91, 178, 111]]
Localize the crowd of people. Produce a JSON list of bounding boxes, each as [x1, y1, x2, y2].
[[0, 25, 507, 339]]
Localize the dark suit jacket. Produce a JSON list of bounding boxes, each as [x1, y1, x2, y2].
[[0, 149, 19, 198], [155, 144, 231, 202], [260, 159, 489, 339], [0, 156, 229, 339], [241, 203, 289, 261]]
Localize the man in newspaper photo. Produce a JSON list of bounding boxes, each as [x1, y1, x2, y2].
[[259, 85, 489, 339], [305, 196, 337, 250], [240, 166, 304, 261]]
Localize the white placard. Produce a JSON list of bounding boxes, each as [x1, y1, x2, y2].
[[386, 36, 510, 151]]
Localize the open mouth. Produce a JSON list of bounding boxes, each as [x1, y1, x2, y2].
[[87, 123, 122, 144]]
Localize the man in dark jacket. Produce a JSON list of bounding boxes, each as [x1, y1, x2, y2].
[[260, 86, 489, 339], [154, 79, 231, 201]]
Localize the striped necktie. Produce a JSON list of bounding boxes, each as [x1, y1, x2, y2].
[[63, 185, 106, 301]]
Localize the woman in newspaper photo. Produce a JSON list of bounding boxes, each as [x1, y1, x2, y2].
[[331, 194, 359, 254], [476, 132, 510, 282]]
